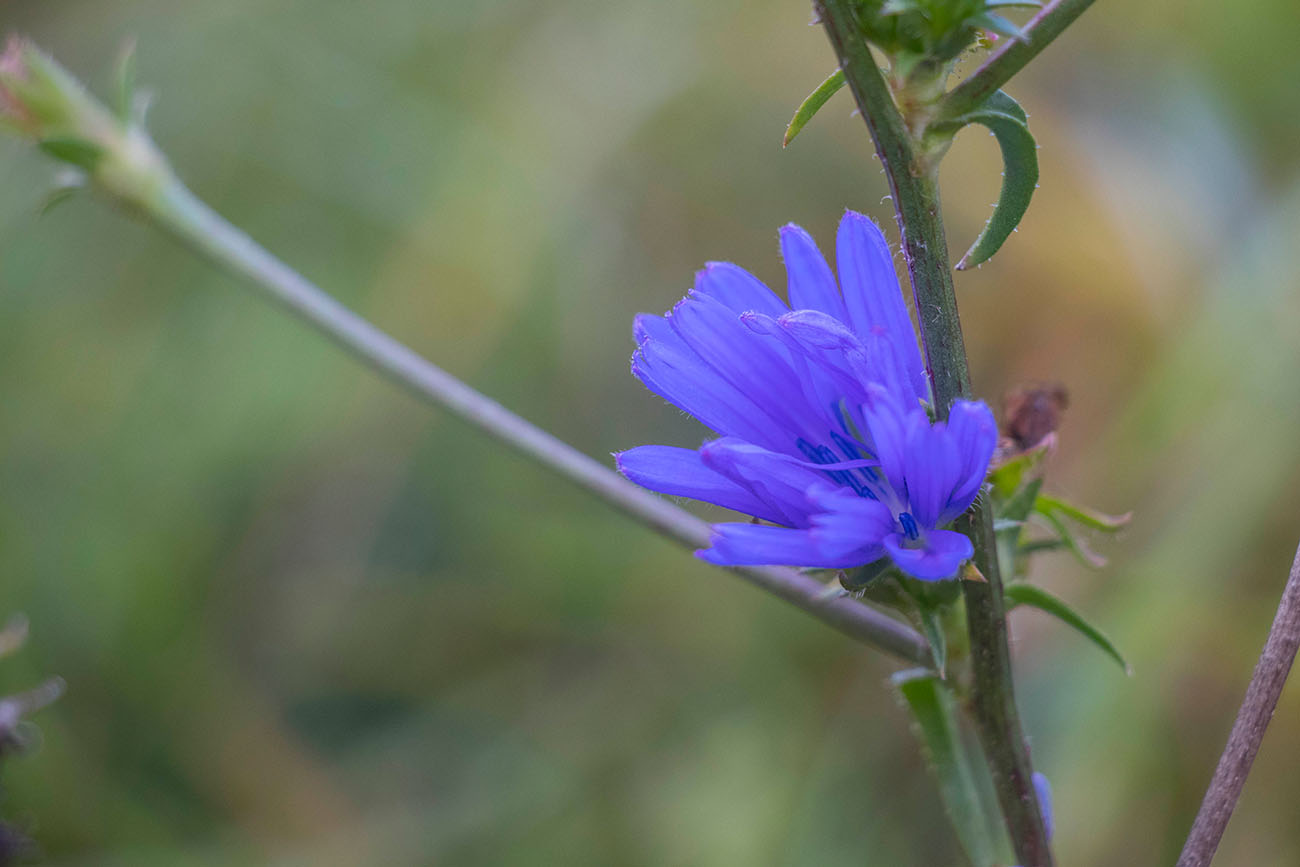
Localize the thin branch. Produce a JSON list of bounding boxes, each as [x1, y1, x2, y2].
[[815, 2, 1054, 864], [1176, 540, 1300, 867], [937, 0, 1100, 122], [140, 179, 930, 665]]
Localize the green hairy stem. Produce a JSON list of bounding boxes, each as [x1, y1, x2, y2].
[[814, 2, 1059, 864]]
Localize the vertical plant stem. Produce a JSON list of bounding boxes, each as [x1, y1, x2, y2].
[[815, 3, 1053, 864], [1176, 541, 1300, 867]]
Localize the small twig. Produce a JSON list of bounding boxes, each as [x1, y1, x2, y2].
[[937, 0, 1099, 122], [0, 36, 933, 665], [1175, 541, 1300, 867], [145, 181, 931, 665]]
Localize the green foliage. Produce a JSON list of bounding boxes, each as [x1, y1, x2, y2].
[[783, 69, 846, 147], [894, 669, 1010, 866], [853, 0, 1039, 66], [1005, 583, 1132, 674], [36, 136, 104, 171], [927, 90, 1039, 269], [111, 41, 136, 124], [4, 2, 1300, 864]]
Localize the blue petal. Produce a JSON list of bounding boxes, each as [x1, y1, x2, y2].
[[615, 445, 786, 523], [939, 400, 998, 524], [807, 486, 894, 562], [698, 523, 864, 568], [860, 385, 926, 501], [779, 223, 849, 321], [883, 529, 973, 580], [1033, 772, 1054, 842], [700, 438, 829, 527], [669, 293, 821, 445], [835, 211, 929, 405], [632, 337, 782, 448], [742, 310, 874, 433], [902, 418, 962, 529], [695, 262, 789, 316], [633, 312, 675, 345]]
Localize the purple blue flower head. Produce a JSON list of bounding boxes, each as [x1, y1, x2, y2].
[[617, 211, 998, 582]]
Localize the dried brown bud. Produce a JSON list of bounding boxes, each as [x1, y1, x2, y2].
[[1000, 383, 1068, 453]]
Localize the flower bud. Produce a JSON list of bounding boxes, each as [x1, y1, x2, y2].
[[0, 36, 173, 209]]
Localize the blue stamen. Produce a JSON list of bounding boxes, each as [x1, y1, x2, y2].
[[899, 511, 920, 541], [797, 436, 872, 498], [829, 430, 879, 500]]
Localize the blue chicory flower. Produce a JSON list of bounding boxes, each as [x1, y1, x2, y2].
[[617, 211, 997, 581]]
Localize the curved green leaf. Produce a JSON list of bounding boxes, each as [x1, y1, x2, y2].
[[931, 90, 1039, 270], [1035, 507, 1107, 568], [783, 68, 845, 147], [1036, 493, 1132, 532], [1005, 583, 1132, 675]]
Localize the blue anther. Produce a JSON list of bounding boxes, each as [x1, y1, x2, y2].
[[899, 512, 920, 541]]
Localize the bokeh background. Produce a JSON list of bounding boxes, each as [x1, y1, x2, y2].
[[1, 1, 1299, 864]]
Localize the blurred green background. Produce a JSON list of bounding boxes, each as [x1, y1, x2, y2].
[[2, 1, 1299, 864]]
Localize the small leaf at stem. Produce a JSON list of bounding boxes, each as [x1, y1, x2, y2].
[[918, 606, 949, 677], [929, 91, 1039, 270], [996, 477, 1040, 578], [1018, 537, 1066, 556], [981, 89, 1029, 123], [1035, 508, 1107, 568], [783, 68, 845, 147], [36, 136, 105, 171], [112, 40, 136, 123], [38, 183, 81, 216], [1000, 477, 1043, 525], [1006, 582, 1132, 675], [894, 669, 1008, 866], [1036, 493, 1132, 532], [989, 437, 1050, 498]]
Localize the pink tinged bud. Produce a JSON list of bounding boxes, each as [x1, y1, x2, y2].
[[0, 37, 37, 134]]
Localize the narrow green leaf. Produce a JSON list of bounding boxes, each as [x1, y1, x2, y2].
[[38, 183, 82, 216], [1018, 537, 1066, 556], [988, 437, 1049, 498], [1036, 493, 1132, 533], [1005, 582, 1132, 675], [956, 114, 1037, 268], [112, 40, 137, 124], [37, 137, 105, 171], [894, 670, 1006, 866], [917, 607, 948, 678], [995, 477, 1041, 576], [783, 68, 845, 147], [1035, 507, 1107, 568], [1000, 477, 1043, 525], [930, 91, 1038, 270]]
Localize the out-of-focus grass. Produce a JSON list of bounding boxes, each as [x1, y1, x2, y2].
[[1, 1, 1298, 864]]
